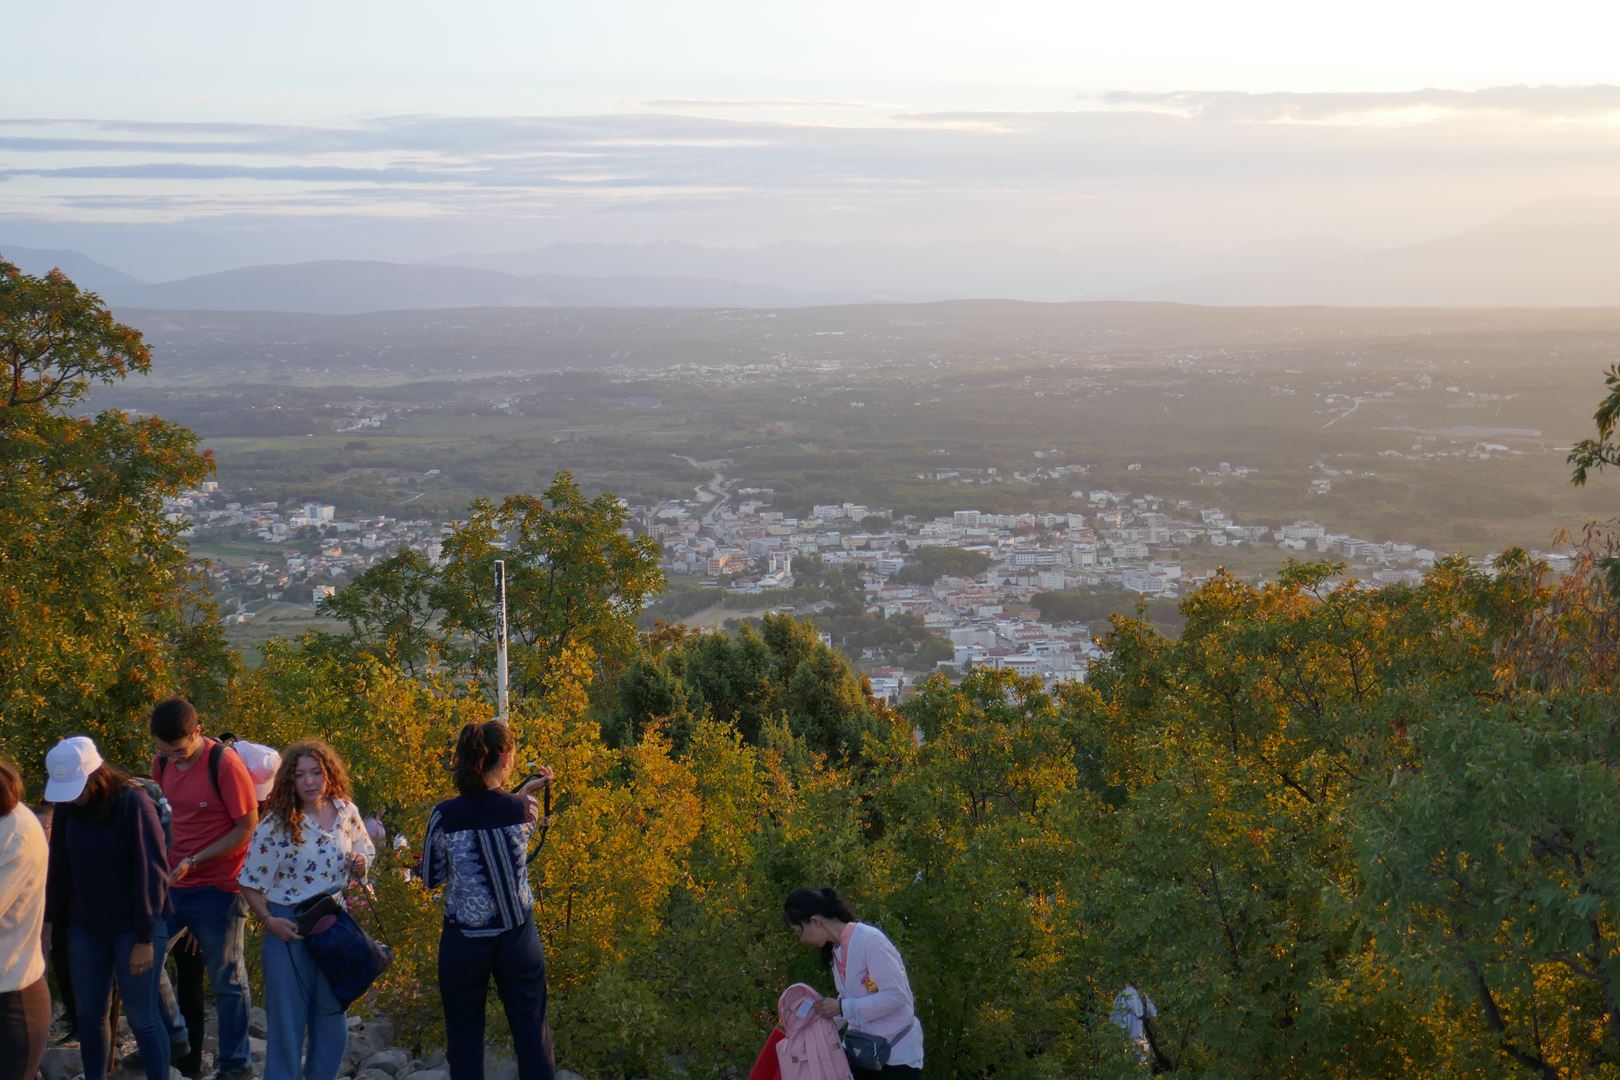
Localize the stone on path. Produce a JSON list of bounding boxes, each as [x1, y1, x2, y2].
[[37, 1047, 83, 1080], [361, 1047, 414, 1076]]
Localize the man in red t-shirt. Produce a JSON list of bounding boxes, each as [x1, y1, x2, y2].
[[150, 698, 258, 1080]]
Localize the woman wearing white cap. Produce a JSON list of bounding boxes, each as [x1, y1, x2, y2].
[[41, 736, 174, 1080]]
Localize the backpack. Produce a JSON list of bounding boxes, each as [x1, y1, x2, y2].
[[775, 983, 853, 1080], [128, 777, 174, 850]]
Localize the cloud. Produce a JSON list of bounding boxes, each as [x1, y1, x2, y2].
[[3, 90, 1616, 243], [639, 99, 877, 110], [1095, 84, 1620, 123]]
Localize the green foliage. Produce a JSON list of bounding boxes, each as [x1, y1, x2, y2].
[[0, 259, 234, 776], [606, 613, 885, 759], [1568, 362, 1620, 486], [320, 473, 665, 701], [892, 545, 993, 586], [1032, 585, 1186, 631]]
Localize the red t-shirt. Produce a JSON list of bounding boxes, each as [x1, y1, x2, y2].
[[154, 738, 257, 892]]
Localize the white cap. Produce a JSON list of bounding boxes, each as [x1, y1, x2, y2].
[[233, 740, 281, 802], [45, 736, 104, 803]]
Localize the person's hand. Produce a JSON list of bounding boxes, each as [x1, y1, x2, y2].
[[517, 767, 553, 800], [265, 917, 302, 943], [172, 929, 201, 957], [347, 851, 368, 880], [812, 996, 843, 1020], [129, 942, 154, 976], [171, 855, 195, 883]]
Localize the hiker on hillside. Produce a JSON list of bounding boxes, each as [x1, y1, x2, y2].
[[239, 740, 374, 1080], [151, 731, 275, 1079], [0, 758, 50, 1080], [42, 737, 174, 1080], [783, 888, 924, 1079], [150, 697, 259, 1080], [422, 720, 554, 1080]]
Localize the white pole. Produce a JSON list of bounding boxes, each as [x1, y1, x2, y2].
[[494, 558, 509, 724]]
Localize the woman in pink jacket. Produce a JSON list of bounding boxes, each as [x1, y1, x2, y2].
[[784, 888, 924, 1079]]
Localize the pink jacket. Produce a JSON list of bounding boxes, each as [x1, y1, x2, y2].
[[776, 983, 853, 1080]]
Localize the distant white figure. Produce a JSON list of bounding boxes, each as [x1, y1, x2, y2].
[[1110, 982, 1158, 1066]]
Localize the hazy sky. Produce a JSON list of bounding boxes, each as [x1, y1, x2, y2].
[[4, 0, 1618, 277]]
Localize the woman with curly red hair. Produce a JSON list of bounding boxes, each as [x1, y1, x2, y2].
[[238, 742, 374, 1080]]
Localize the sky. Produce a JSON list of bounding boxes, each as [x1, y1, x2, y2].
[[3, 0, 1619, 278]]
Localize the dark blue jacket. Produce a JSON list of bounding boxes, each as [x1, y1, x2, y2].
[[46, 784, 171, 943]]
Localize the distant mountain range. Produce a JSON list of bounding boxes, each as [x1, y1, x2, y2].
[[6, 196, 1618, 313], [0, 252, 871, 313]]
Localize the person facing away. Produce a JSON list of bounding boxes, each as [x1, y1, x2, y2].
[[150, 696, 259, 1080], [42, 737, 174, 1080], [1110, 982, 1159, 1068], [0, 757, 51, 1080], [422, 720, 554, 1080], [239, 740, 374, 1080], [783, 887, 924, 1080]]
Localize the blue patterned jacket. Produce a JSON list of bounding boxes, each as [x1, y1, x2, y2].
[[421, 788, 535, 937]]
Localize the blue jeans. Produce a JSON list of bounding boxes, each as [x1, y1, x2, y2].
[[69, 921, 170, 1080], [169, 886, 252, 1071], [261, 899, 348, 1080]]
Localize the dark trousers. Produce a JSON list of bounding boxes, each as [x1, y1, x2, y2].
[[163, 936, 207, 1075], [0, 977, 51, 1080], [50, 918, 75, 1031], [50, 905, 119, 1074], [438, 916, 552, 1080]]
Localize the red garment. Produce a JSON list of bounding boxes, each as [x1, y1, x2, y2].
[[747, 1028, 785, 1080], [154, 738, 257, 891]]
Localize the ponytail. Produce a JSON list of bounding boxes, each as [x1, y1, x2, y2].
[[453, 720, 514, 797], [784, 886, 858, 970]]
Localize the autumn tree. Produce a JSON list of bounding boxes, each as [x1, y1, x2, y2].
[[606, 612, 884, 758], [0, 259, 232, 776], [321, 473, 664, 698]]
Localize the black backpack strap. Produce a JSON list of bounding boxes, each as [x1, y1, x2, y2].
[[207, 741, 225, 803], [156, 741, 230, 803]]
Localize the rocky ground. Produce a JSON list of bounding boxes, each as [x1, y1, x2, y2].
[[36, 1008, 588, 1080]]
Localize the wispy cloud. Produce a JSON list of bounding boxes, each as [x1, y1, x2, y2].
[[1095, 84, 1620, 123], [639, 99, 878, 110], [2, 90, 1615, 248]]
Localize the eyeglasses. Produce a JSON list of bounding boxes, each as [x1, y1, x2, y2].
[[152, 734, 201, 760]]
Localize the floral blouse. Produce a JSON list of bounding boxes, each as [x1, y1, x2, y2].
[[237, 799, 375, 907]]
